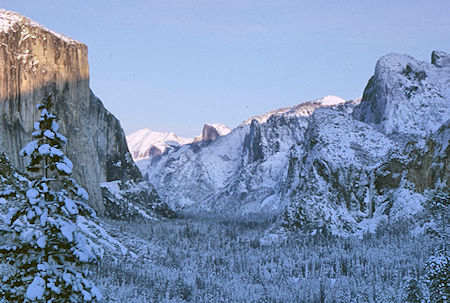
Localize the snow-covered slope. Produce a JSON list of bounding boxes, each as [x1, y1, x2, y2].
[[241, 95, 346, 125], [353, 51, 450, 138], [279, 108, 397, 235], [0, 9, 78, 43], [127, 123, 231, 161], [277, 51, 450, 236], [139, 96, 353, 215], [126, 129, 194, 161], [371, 119, 449, 222], [137, 51, 448, 236]]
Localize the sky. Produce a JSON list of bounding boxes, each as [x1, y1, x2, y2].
[[1, 1, 449, 137]]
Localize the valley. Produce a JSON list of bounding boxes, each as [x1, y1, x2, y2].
[[0, 8, 448, 303], [93, 216, 436, 302]]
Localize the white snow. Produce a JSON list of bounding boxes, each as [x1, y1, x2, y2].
[[0, 9, 80, 44], [241, 95, 347, 125], [26, 188, 39, 200], [127, 123, 232, 161], [65, 197, 79, 215], [25, 276, 45, 300], [77, 187, 89, 200], [313, 95, 346, 106], [51, 121, 59, 132], [206, 123, 232, 136], [56, 162, 72, 174], [36, 235, 47, 248], [43, 129, 55, 139], [56, 157, 73, 174], [20, 140, 38, 156], [60, 221, 75, 242], [126, 128, 194, 161]]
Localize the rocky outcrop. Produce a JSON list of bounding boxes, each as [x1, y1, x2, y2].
[[193, 123, 231, 142], [139, 96, 351, 215], [278, 52, 450, 235], [200, 124, 220, 142], [373, 119, 449, 218], [280, 108, 396, 235], [0, 10, 167, 217], [431, 50, 450, 68], [353, 51, 450, 138]]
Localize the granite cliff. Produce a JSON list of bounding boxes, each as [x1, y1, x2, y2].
[[0, 10, 168, 217]]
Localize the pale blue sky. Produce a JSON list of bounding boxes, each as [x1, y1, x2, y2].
[[2, 0, 449, 137]]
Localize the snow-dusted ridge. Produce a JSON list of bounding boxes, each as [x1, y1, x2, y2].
[[0, 9, 80, 44], [241, 95, 346, 125], [126, 129, 194, 161], [127, 123, 231, 161], [139, 95, 356, 216], [138, 51, 449, 236]]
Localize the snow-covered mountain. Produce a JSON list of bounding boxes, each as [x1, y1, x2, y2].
[[193, 123, 232, 142], [127, 123, 231, 161], [137, 51, 449, 235], [353, 51, 450, 138], [241, 95, 346, 125], [138, 95, 353, 215], [278, 51, 450, 235], [127, 129, 194, 161]]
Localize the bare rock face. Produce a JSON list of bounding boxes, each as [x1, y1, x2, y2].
[[200, 124, 220, 142], [0, 10, 144, 214]]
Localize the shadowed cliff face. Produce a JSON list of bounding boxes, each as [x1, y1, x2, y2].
[[0, 11, 142, 214]]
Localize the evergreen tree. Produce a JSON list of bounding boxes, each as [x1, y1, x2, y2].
[[0, 96, 102, 302], [425, 253, 449, 303], [427, 191, 449, 253], [403, 274, 423, 303], [424, 190, 449, 303]]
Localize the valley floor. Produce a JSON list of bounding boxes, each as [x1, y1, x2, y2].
[[93, 216, 435, 303]]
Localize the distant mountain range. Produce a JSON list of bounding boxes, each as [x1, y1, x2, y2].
[[1, 10, 448, 236], [126, 123, 231, 161], [130, 52, 449, 235]]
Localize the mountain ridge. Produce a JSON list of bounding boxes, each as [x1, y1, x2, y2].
[[137, 51, 449, 235], [127, 123, 231, 161]]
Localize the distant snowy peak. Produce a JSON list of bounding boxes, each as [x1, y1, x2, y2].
[[353, 51, 450, 138], [313, 95, 347, 106], [126, 129, 194, 161], [0, 9, 79, 44], [193, 123, 232, 142], [127, 123, 231, 161], [241, 95, 347, 125]]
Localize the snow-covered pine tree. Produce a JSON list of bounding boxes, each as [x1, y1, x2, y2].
[[425, 253, 449, 303], [403, 274, 423, 303], [424, 190, 449, 302], [0, 96, 102, 302]]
